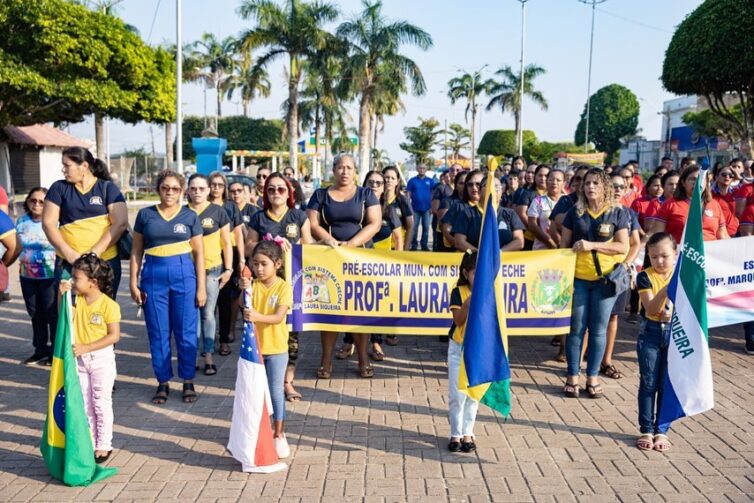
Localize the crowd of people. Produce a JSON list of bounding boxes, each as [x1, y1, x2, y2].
[[0, 147, 753, 462]]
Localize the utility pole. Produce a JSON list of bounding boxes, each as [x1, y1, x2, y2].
[[579, 0, 607, 153], [517, 0, 529, 157], [175, 0, 183, 172], [444, 119, 449, 169]]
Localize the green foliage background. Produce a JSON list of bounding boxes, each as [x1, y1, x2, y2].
[[181, 115, 284, 160]]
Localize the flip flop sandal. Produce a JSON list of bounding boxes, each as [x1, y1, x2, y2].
[[653, 434, 671, 452], [285, 382, 302, 402], [316, 366, 331, 379], [182, 382, 198, 403], [600, 363, 624, 379], [152, 383, 169, 405], [204, 364, 217, 376], [358, 365, 374, 378], [636, 434, 654, 451], [586, 384, 604, 399], [563, 383, 580, 398], [370, 346, 385, 361], [335, 345, 355, 360]]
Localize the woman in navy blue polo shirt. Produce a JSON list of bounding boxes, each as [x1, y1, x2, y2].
[[307, 154, 380, 379], [130, 170, 206, 405]]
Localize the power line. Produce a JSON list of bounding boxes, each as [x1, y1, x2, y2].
[[595, 7, 674, 34], [147, 0, 162, 43]]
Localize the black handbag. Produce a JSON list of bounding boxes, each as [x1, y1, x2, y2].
[[117, 228, 133, 260], [587, 208, 630, 297]]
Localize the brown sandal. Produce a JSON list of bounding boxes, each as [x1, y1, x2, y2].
[[600, 363, 623, 379], [316, 366, 331, 379], [358, 365, 374, 378], [335, 344, 354, 360], [563, 383, 580, 398], [586, 383, 603, 399]]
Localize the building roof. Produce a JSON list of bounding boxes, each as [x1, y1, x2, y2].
[[2, 124, 92, 148]]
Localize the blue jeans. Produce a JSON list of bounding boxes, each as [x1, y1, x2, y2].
[[637, 319, 669, 435], [198, 267, 222, 354], [20, 277, 58, 358], [264, 352, 288, 421], [447, 340, 479, 437], [411, 209, 431, 251], [566, 278, 616, 377]]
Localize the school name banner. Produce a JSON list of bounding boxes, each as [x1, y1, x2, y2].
[[289, 245, 576, 336], [705, 235, 754, 328]]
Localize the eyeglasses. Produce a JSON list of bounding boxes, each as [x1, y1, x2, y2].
[[718, 172, 734, 178], [210, 182, 225, 188], [266, 186, 288, 195], [28, 199, 44, 205], [613, 184, 625, 190], [466, 182, 482, 188], [256, 173, 268, 180], [367, 180, 384, 187], [188, 186, 208, 192], [229, 188, 244, 194], [160, 185, 181, 193]]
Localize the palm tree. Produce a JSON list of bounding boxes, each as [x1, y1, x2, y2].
[[187, 33, 238, 117], [337, 0, 433, 177], [486, 64, 548, 154], [447, 70, 494, 162], [238, 0, 339, 175], [224, 56, 271, 117], [440, 123, 471, 159], [370, 63, 406, 156], [371, 148, 390, 170]]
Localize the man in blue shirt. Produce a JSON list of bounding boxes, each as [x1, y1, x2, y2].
[[406, 164, 436, 251]]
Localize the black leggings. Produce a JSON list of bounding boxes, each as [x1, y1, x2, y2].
[[218, 250, 241, 343]]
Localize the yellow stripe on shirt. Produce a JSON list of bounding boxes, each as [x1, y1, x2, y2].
[[202, 228, 223, 269], [145, 240, 192, 257], [59, 214, 118, 261]]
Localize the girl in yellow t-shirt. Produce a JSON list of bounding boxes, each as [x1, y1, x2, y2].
[[60, 253, 121, 464], [241, 240, 293, 459], [446, 250, 478, 454]]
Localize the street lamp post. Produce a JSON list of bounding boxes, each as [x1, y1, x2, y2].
[[579, 0, 607, 153], [175, 0, 183, 172], [516, 0, 529, 157]]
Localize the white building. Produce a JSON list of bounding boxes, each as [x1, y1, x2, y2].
[[619, 138, 662, 172]]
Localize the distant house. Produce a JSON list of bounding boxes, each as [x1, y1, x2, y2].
[[1, 124, 92, 195]]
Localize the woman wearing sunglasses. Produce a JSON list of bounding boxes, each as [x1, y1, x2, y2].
[[130, 170, 206, 405], [247, 172, 313, 402], [17, 187, 58, 365], [711, 165, 740, 237]]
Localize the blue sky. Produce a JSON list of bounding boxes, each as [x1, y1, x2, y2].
[[67, 0, 703, 161]]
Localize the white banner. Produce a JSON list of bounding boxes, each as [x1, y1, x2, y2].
[[705, 236, 754, 328]]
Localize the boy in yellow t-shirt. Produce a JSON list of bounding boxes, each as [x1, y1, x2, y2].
[[60, 253, 121, 464]]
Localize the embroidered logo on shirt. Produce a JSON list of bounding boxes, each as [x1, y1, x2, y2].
[[201, 218, 215, 229], [89, 196, 103, 206], [498, 221, 509, 230], [703, 209, 714, 218], [90, 313, 103, 325], [174, 223, 188, 234], [285, 224, 298, 239], [268, 294, 278, 307], [243, 216, 251, 223]]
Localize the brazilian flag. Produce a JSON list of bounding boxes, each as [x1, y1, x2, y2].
[[39, 291, 117, 486]]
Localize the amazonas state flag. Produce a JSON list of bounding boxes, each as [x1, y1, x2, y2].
[[40, 291, 116, 486], [458, 171, 512, 417], [657, 165, 714, 428]]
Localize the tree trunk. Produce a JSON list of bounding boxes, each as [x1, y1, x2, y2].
[[165, 122, 174, 170], [216, 79, 222, 118], [357, 93, 371, 181], [314, 107, 322, 173], [288, 55, 300, 175], [470, 104, 477, 167], [373, 115, 379, 159], [95, 113, 104, 159], [243, 99, 249, 118]]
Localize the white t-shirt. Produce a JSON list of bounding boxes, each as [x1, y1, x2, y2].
[[527, 194, 559, 250]]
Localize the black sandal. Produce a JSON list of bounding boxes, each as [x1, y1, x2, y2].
[[95, 450, 112, 464], [600, 363, 623, 379], [204, 364, 217, 376], [448, 440, 461, 452], [563, 383, 580, 398], [586, 383, 604, 399], [461, 439, 477, 453], [152, 383, 169, 404], [182, 382, 198, 403]]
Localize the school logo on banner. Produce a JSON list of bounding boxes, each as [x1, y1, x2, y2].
[[531, 269, 571, 315], [300, 269, 340, 305]]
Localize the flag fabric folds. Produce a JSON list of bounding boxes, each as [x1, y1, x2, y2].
[[227, 284, 287, 474], [458, 171, 512, 417], [657, 165, 714, 429], [40, 291, 117, 486]]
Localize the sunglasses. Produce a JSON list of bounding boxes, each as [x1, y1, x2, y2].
[[256, 174, 268, 180], [28, 198, 45, 205], [466, 182, 482, 188], [266, 186, 288, 195], [210, 182, 225, 188], [613, 184, 625, 190], [367, 180, 384, 187], [160, 185, 181, 193], [718, 172, 734, 178]]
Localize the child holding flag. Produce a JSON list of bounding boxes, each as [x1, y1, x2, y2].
[[60, 253, 121, 463], [446, 250, 479, 453], [240, 240, 293, 459], [635, 232, 676, 452]]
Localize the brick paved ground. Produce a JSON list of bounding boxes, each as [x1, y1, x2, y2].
[[0, 262, 752, 502]]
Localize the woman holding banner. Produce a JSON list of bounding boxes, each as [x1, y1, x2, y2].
[[382, 166, 414, 252], [560, 168, 630, 399], [307, 154, 381, 379], [453, 172, 525, 253], [247, 172, 313, 401]]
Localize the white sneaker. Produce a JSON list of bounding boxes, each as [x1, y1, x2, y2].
[[274, 435, 290, 459]]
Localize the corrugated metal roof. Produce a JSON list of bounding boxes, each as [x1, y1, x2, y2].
[[3, 124, 92, 148]]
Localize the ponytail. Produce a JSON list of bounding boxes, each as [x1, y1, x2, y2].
[[62, 146, 111, 181]]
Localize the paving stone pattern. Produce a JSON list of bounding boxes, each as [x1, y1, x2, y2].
[[0, 263, 752, 502]]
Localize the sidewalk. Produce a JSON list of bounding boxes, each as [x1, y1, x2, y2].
[[0, 264, 752, 502]]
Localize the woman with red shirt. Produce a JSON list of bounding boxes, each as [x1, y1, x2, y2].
[[650, 166, 729, 242], [711, 165, 739, 236], [631, 174, 663, 232]]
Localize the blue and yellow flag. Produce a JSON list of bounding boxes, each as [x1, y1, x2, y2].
[[459, 172, 512, 417], [39, 290, 117, 486]]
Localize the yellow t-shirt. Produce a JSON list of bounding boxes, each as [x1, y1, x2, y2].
[[636, 267, 672, 322], [73, 294, 121, 345], [449, 285, 471, 344], [252, 277, 293, 355]]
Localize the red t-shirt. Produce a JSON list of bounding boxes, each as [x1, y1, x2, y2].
[[631, 196, 658, 229], [734, 182, 754, 206], [740, 203, 754, 228], [633, 174, 644, 194], [0, 186, 8, 206], [712, 191, 739, 236], [656, 198, 726, 242], [620, 189, 640, 208]]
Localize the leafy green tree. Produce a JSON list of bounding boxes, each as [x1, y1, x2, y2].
[[682, 106, 744, 144], [478, 129, 537, 158], [0, 0, 175, 153], [181, 115, 283, 160], [187, 33, 239, 117], [370, 62, 407, 156], [574, 84, 639, 164], [238, 0, 339, 175], [224, 56, 271, 118], [486, 64, 548, 154], [439, 123, 471, 158], [337, 0, 433, 175], [447, 71, 494, 161], [662, 0, 754, 152], [399, 117, 441, 166]]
